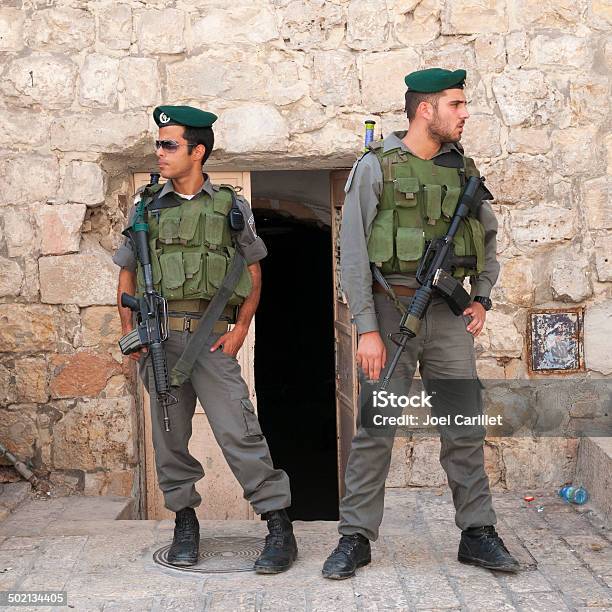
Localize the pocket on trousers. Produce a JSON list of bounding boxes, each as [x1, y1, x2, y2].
[[240, 399, 263, 438]]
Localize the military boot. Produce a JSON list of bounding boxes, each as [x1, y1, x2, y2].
[[254, 509, 298, 574], [322, 533, 371, 579], [167, 507, 200, 567], [458, 526, 519, 573]]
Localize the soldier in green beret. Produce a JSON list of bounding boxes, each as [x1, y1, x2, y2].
[[113, 105, 297, 573], [322, 69, 519, 578]]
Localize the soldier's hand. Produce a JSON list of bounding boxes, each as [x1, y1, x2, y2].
[[463, 302, 486, 336], [129, 347, 147, 361], [210, 324, 248, 358], [357, 331, 387, 382]]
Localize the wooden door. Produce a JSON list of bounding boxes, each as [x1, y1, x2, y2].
[[132, 171, 256, 520], [330, 171, 359, 498]]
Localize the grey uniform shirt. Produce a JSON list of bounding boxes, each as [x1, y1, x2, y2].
[[340, 131, 500, 335], [112, 174, 267, 272]]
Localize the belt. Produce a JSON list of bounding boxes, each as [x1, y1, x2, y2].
[[373, 283, 416, 297], [168, 316, 229, 334], [167, 299, 235, 334]]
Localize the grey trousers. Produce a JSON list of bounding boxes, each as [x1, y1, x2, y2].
[[339, 293, 497, 541], [140, 329, 291, 514]]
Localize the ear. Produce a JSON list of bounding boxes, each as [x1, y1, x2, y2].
[[418, 100, 435, 121], [192, 143, 205, 161]]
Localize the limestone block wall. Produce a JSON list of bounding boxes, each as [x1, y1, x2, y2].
[[0, 0, 610, 498]]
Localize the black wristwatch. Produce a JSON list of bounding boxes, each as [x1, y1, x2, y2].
[[473, 296, 493, 311]]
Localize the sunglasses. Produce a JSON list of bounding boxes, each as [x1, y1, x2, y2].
[[154, 139, 198, 152]]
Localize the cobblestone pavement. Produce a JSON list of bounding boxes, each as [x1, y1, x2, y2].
[[0, 489, 609, 611]]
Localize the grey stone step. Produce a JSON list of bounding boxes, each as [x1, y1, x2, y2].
[[0, 495, 136, 536], [0, 481, 32, 518], [576, 437, 612, 526]]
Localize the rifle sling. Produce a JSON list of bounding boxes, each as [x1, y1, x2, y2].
[[371, 264, 408, 316], [169, 246, 246, 388]]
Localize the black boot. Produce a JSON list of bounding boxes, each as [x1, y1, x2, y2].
[[254, 509, 298, 574], [458, 526, 520, 573], [322, 534, 371, 579], [167, 507, 200, 567]]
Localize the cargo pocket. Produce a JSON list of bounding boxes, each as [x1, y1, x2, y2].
[[159, 251, 185, 299], [424, 184, 442, 224], [213, 189, 233, 216], [442, 186, 461, 218], [206, 251, 227, 294], [367, 209, 394, 265], [178, 204, 202, 246], [396, 227, 424, 272], [151, 247, 162, 287], [393, 177, 419, 207], [240, 398, 263, 438], [158, 207, 182, 244], [204, 212, 226, 246], [183, 252, 203, 296]]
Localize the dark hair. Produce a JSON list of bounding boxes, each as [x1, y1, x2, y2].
[[404, 90, 442, 120], [183, 126, 214, 165]]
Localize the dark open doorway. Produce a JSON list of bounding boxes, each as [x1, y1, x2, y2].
[[252, 171, 338, 521]]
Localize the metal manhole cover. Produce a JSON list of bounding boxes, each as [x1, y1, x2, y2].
[[153, 536, 264, 573]]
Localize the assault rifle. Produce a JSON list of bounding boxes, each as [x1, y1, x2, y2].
[[376, 175, 493, 390], [118, 174, 177, 432]]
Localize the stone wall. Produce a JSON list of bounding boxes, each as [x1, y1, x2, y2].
[[0, 0, 610, 500]]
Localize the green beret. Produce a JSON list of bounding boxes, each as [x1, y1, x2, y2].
[[404, 68, 466, 93], [153, 105, 217, 128]]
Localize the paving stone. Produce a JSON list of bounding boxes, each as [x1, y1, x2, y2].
[[0, 548, 37, 589], [497, 568, 555, 594], [536, 562, 611, 608], [514, 591, 572, 611], [563, 534, 612, 577], [306, 586, 358, 611]]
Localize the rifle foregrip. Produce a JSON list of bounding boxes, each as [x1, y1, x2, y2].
[[149, 341, 170, 395], [406, 285, 432, 321]]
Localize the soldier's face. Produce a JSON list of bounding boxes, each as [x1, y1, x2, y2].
[[426, 89, 469, 144], [155, 125, 199, 178]]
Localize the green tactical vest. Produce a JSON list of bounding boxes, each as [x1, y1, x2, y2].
[[367, 142, 486, 279], [135, 184, 252, 306]]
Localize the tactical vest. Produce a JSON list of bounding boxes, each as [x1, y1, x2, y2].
[[367, 142, 486, 279], [135, 184, 252, 306]]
